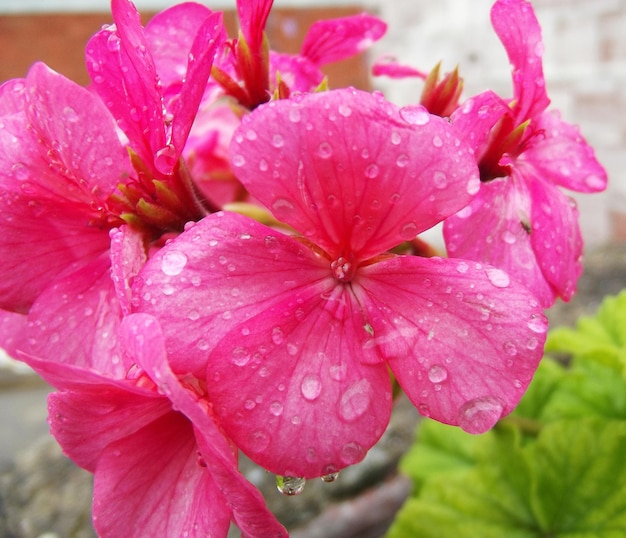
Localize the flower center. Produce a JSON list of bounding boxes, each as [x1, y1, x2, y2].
[[331, 256, 355, 282]]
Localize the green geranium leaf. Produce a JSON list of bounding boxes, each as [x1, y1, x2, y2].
[[510, 357, 565, 422], [387, 419, 626, 538], [398, 418, 484, 488]]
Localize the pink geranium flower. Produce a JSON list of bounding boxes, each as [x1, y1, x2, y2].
[[133, 88, 548, 479], [444, 0, 607, 307], [20, 312, 286, 537]]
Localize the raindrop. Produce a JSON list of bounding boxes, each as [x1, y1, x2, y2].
[[391, 131, 402, 145], [301, 373, 322, 401], [456, 262, 469, 274], [106, 32, 121, 52], [502, 230, 517, 244], [433, 170, 448, 189], [466, 175, 480, 195], [400, 105, 430, 126], [272, 198, 295, 216], [248, 429, 270, 453], [340, 442, 364, 465], [271, 327, 284, 345], [400, 221, 418, 239], [585, 174, 605, 190], [259, 159, 269, 171], [338, 104, 352, 117], [485, 267, 510, 288], [427, 364, 448, 383], [396, 153, 409, 168], [232, 154, 246, 167], [245, 129, 257, 141], [365, 164, 379, 179], [527, 314, 547, 334], [269, 401, 284, 416], [457, 396, 503, 434], [10, 163, 30, 181], [231, 347, 251, 366], [321, 472, 339, 483], [504, 341, 517, 356], [276, 475, 306, 496], [432, 135, 443, 147], [289, 108, 301, 123], [272, 134, 285, 148], [161, 250, 188, 276], [339, 379, 371, 422], [63, 106, 79, 123]]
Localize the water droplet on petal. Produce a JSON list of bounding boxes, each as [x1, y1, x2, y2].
[[272, 197, 295, 217], [365, 164, 379, 179], [432, 135, 443, 147], [485, 267, 510, 288], [248, 429, 270, 453], [232, 154, 246, 167], [466, 175, 481, 195], [400, 105, 430, 125], [339, 379, 371, 422], [456, 262, 469, 274], [340, 442, 364, 465], [527, 314, 547, 334], [502, 230, 517, 244], [458, 396, 503, 434], [433, 170, 448, 189], [400, 221, 418, 239], [391, 131, 402, 145], [321, 472, 340, 483], [269, 401, 284, 416], [63, 105, 79, 123], [272, 134, 285, 148], [161, 250, 188, 276], [271, 327, 284, 345], [231, 347, 250, 366], [427, 364, 448, 383], [338, 104, 352, 117], [301, 373, 322, 401], [289, 108, 301, 123], [276, 475, 306, 496]]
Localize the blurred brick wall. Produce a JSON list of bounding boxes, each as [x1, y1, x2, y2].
[[0, 7, 373, 89]]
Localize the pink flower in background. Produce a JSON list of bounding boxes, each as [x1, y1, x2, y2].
[[133, 88, 548, 479], [20, 313, 286, 538], [444, 0, 607, 307]]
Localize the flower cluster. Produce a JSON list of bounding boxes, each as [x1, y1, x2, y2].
[[0, 0, 606, 535]]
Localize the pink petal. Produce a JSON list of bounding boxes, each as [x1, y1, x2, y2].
[[269, 52, 324, 93], [86, 0, 165, 169], [19, 255, 127, 376], [450, 90, 511, 153], [230, 88, 480, 260], [24, 62, 130, 199], [132, 213, 392, 478], [237, 0, 274, 53], [301, 13, 387, 66], [169, 12, 225, 161], [354, 255, 547, 434], [120, 313, 287, 537], [372, 57, 427, 79], [0, 309, 27, 357], [144, 3, 221, 91], [491, 0, 550, 121], [93, 412, 231, 538], [521, 110, 608, 193], [444, 176, 555, 307], [48, 385, 170, 472], [0, 194, 110, 312], [526, 170, 583, 303], [110, 225, 147, 316]]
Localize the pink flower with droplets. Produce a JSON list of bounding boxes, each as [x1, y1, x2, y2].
[[444, 0, 607, 307], [133, 88, 548, 479], [20, 312, 286, 538]]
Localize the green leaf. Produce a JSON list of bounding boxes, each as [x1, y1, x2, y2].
[[387, 419, 626, 538], [398, 419, 485, 489]]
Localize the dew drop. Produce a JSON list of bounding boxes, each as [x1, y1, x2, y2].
[[289, 108, 301, 123], [502, 230, 517, 244], [231, 347, 251, 367], [272, 134, 285, 148], [301, 373, 322, 401], [427, 364, 448, 383], [527, 314, 547, 334], [485, 267, 510, 288], [232, 154, 246, 167], [321, 472, 340, 483], [456, 262, 469, 274], [432, 135, 443, 147], [63, 105, 79, 123], [339, 379, 371, 422], [271, 197, 295, 216], [391, 131, 402, 145], [245, 129, 257, 141], [400, 105, 430, 125], [466, 175, 481, 195], [338, 103, 352, 117], [269, 401, 284, 416], [365, 164, 379, 179], [248, 429, 270, 453], [396, 153, 409, 168], [400, 221, 418, 239], [340, 442, 364, 465], [457, 396, 504, 434], [433, 170, 448, 189], [259, 158, 268, 172], [10, 162, 30, 181], [161, 250, 188, 276], [271, 327, 284, 345], [276, 475, 306, 496]]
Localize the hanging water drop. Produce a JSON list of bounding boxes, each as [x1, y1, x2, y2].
[[321, 472, 340, 483], [276, 475, 306, 496]]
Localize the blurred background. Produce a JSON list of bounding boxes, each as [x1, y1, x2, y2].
[[0, 1, 624, 536]]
